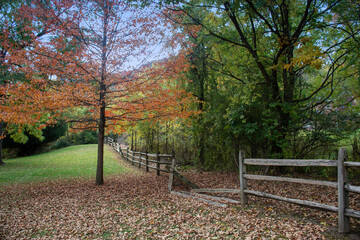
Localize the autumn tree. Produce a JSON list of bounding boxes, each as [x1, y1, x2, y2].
[[0, 0, 195, 184], [0, 0, 55, 164]]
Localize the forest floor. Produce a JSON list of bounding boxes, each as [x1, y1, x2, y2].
[[0, 147, 359, 239]]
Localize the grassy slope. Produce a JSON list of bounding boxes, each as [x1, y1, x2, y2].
[[0, 144, 130, 184]]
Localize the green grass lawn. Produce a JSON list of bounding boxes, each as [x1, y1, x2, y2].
[[0, 144, 131, 185]]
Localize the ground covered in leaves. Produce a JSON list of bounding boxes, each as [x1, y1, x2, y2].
[[1, 156, 359, 239]]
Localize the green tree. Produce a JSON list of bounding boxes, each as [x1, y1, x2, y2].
[[187, 35, 209, 166], [172, 0, 360, 158]]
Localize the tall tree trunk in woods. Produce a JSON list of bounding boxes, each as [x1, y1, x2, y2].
[[198, 107, 205, 166], [165, 122, 168, 154], [198, 62, 205, 166], [0, 122, 4, 165], [157, 126, 160, 153], [188, 41, 207, 166], [131, 130, 134, 150]]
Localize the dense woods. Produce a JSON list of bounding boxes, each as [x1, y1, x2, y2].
[[130, 0, 360, 174], [1, 0, 360, 179]]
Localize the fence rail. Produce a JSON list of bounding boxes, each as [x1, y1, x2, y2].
[[107, 137, 173, 176], [239, 148, 360, 234], [108, 136, 359, 234], [193, 149, 359, 234]]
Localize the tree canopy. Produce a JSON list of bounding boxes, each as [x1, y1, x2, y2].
[[129, 0, 360, 170], [1, 0, 359, 175]]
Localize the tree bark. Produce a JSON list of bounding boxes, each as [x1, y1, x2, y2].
[[165, 122, 168, 154], [189, 42, 206, 166], [96, 104, 105, 185], [198, 67, 205, 166], [131, 130, 134, 150], [0, 122, 4, 165], [96, 2, 109, 185]]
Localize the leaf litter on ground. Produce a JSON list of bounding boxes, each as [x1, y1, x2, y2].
[[1, 157, 359, 239]]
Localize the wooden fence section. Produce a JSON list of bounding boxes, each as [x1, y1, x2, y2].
[[193, 148, 360, 233], [239, 148, 360, 234], [107, 137, 199, 192], [107, 137, 173, 176], [108, 137, 359, 233]]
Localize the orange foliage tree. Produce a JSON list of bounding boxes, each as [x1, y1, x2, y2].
[[0, 0, 196, 185]]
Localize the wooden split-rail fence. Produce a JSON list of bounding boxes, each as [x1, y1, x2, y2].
[[107, 137, 198, 192], [107, 137, 359, 233], [193, 148, 360, 234], [107, 137, 173, 176]]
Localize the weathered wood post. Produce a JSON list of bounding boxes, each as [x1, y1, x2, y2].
[[338, 148, 350, 233], [138, 152, 142, 168], [156, 151, 160, 176], [168, 156, 176, 192], [126, 148, 129, 161], [145, 151, 149, 172], [239, 150, 248, 205]]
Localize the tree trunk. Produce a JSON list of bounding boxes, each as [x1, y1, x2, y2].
[[157, 125, 160, 153], [96, 106, 105, 185], [165, 122, 168, 154], [131, 130, 133, 150], [0, 122, 4, 165], [199, 131, 205, 166], [198, 85, 205, 166], [190, 45, 206, 166], [96, 80, 106, 185], [96, 2, 109, 186]]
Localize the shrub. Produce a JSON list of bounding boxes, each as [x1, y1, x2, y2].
[[50, 136, 71, 150], [50, 130, 98, 150]]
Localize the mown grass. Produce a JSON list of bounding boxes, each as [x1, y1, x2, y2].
[[0, 144, 131, 185]]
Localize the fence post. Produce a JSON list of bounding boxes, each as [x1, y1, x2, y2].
[[118, 145, 123, 157], [239, 150, 248, 206], [338, 148, 350, 233], [126, 148, 129, 161], [168, 157, 176, 192], [156, 151, 160, 176], [146, 151, 149, 172], [138, 152, 142, 168]]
